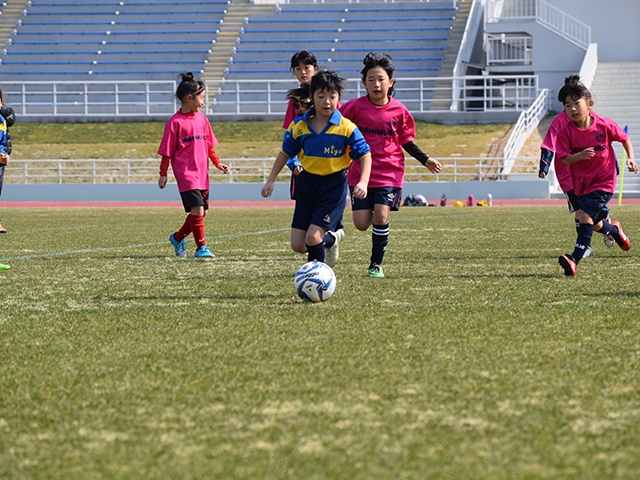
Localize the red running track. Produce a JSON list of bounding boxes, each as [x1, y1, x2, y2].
[[2, 198, 640, 208]]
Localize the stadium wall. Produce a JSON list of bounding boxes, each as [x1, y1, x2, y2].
[[1, 180, 550, 203]]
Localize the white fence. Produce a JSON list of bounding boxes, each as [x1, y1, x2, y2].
[[0, 75, 540, 119], [273, 0, 458, 5], [3, 157, 539, 185], [486, 0, 590, 49], [486, 35, 532, 66]]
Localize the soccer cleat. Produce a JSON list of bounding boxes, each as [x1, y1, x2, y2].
[[558, 254, 577, 276], [582, 246, 592, 259], [324, 229, 344, 267], [368, 263, 385, 278], [610, 221, 631, 251], [0, 263, 10, 270], [169, 233, 187, 258], [195, 245, 215, 258], [0, 223, 6, 233]]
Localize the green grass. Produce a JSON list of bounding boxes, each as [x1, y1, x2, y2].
[[10, 121, 511, 160], [2, 206, 640, 479]]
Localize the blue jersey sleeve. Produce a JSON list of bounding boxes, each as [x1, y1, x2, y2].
[[348, 127, 371, 161], [286, 156, 302, 171]]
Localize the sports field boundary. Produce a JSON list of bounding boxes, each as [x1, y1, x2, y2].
[[4, 198, 640, 209]]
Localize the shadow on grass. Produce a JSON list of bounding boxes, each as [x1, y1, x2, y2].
[[93, 293, 297, 303], [590, 291, 640, 298]]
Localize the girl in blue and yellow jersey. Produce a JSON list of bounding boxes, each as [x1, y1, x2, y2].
[[262, 70, 372, 265]]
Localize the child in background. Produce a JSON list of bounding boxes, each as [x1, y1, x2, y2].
[[262, 70, 372, 265], [0, 89, 15, 235], [340, 52, 442, 278], [284, 85, 312, 198], [283, 50, 318, 130], [158, 72, 229, 259], [555, 74, 638, 276], [0, 89, 10, 269]]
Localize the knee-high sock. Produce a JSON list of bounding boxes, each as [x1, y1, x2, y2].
[[371, 223, 389, 265], [572, 223, 594, 263], [189, 214, 206, 248], [596, 219, 616, 237], [306, 242, 325, 263], [174, 216, 192, 242], [323, 231, 336, 249]]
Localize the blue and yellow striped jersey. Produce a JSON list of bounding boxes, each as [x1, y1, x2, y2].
[[282, 108, 370, 176], [0, 115, 7, 155]]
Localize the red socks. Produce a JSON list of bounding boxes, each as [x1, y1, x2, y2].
[[189, 214, 206, 248], [174, 216, 192, 242], [174, 214, 206, 249]]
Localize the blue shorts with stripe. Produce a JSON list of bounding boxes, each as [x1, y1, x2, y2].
[[291, 170, 347, 233]]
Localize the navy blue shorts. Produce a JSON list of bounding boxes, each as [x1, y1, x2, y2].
[[180, 189, 210, 213], [564, 189, 580, 213], [292, 170, 347, 232], [577, 190, 612, 223], [350, 186, 403, 212]]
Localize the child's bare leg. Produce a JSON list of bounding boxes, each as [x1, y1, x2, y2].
[[291, 228, 307, 254]]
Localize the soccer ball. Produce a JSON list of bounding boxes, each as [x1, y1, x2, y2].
[[294, 260, 336, 303]]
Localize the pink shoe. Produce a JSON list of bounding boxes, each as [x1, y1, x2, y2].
[[558, 254, 577, 276], [611, 221, 630, 251]]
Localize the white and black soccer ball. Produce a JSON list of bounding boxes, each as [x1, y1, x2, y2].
[[294, 260, 336, 303]]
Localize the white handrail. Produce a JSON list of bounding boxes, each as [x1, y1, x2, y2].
[[502, 88, 549, 175], [486, 0, 590, 50], [4, 157, 536, 184], [0, 75, 540, 119]]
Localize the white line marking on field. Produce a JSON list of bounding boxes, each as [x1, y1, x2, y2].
[[0, 228, 291, 262], [0, 209, 544, 262]]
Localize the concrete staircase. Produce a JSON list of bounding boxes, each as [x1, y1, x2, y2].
[[0, 0, 29, 50], [430, 0, 472, 110], [590, 61, 640, 194], [201, 1, 275, 102]]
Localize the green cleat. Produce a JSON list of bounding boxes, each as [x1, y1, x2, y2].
[[368, 263, 384, 278]]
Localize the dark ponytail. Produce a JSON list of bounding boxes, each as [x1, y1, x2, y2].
[[175, 72, 205, 101]]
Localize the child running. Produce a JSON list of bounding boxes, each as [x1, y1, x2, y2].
[[158, 72, 229, 259], [261, 69, 372, 265], [555, 74, 638, 276], [283, 50, 319, 130], [340, 52, 442, 277], [539, 109, 617, 258]]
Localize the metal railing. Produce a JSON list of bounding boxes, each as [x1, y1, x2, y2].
[[486, 0, 590, 50], [486, 34, 532, 66], [274, 0, 458, 5], [3, 157, 539, 185], [502, 88, 549, 175], [0, 75, 540, 119]]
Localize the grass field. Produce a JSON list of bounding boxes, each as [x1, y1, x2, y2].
[[1, 205, 640, 479]]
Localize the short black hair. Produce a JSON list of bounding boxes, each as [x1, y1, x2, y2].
[[361, 51, 396, 97], [309, 69, 345, 98], [558, 74, 591, 104], [289, 50, 318, 72]]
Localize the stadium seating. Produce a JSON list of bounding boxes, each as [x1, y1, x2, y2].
[[0, 0, 457, 98], [228, 3, 454, 80], [0, 1, 229, 80]]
